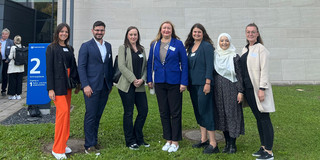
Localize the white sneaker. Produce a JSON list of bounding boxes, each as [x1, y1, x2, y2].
[[8, 95, 16, 100], [16, 95, 21, 100], [52, 151, 67, 159], [168, 144, 179, 153], [65, 146, 72, 154], [162, 142, 171, 151]]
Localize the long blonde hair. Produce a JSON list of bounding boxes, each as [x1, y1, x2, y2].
[[150, 21, 180, 46]]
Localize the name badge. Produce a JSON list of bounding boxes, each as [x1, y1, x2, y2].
[[251, 52, 258, 57], [7, 46, 11, 49], [63, 48, 69, 52], [190, 53, 196, 57], [138, 54, 143, 58], [169, 46, 176, 51]]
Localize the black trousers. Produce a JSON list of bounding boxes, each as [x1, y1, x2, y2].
[[118, 84, 148, 147], [244, 88, 274, 150], [83, 82, 110, 149], [1, 60, 8, 93], [155, 83, 182, 141], [8, 72, 23, 96]]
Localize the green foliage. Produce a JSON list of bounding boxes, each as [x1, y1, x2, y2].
[[0, 85, 319, 159]]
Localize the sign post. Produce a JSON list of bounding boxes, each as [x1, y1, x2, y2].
[[27, 43, 51, 115]]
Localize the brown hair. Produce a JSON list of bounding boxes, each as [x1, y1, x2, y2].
[[150, 21, 180, 46], [52, 23, 70, 46], [124, 26, 144, 52], [184, 23, 214, 50], [246, 23, 263, 45]]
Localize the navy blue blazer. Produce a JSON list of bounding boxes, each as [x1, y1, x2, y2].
[[78, 38, 113, 91], [147, 38, 188, 86], [188, 41, 214, 86]]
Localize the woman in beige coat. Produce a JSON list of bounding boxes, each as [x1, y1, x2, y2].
[[116, 26, 149, 150], [239, 23, 275, 160]]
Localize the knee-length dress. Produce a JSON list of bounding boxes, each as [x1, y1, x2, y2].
[[213, 55, 245, 138]]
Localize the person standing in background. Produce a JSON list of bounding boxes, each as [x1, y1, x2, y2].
[[7, 35, 25, 100], [0, 28, 14, 96]]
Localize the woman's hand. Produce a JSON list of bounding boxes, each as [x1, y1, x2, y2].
[[258, 90, 265, 102], [203, 84, 210, 95], [237, 93, 243, 104], [134, 79, 144, 88], [180, 85, 186, 93], [49, 90, 55, 101], [74, 84, 81, 94]]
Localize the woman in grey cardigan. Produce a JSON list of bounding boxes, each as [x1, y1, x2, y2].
[[116, 26, 149, 150]]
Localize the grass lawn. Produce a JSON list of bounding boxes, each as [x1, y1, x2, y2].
[[0, 85, 319, 159]]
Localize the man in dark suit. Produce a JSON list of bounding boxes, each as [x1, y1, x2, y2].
[[0, 28, 14, 96], [78, 21, 113, 155]]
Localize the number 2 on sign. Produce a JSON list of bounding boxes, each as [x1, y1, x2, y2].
[[30, 58, 40, 74]]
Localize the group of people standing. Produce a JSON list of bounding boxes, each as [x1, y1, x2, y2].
[[0, 29, 25, 100], [46, 20, 275, 160]]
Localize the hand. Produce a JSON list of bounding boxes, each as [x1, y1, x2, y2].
[[237, 93, 243, 104], [148, 82, 153, 89], [74, 85, 81, 94], [203, 84, 210, 95], [258, 89, 265, 102], [180, 85, 186, 93], [49, 90, 55, 101], [84, 85, 93, 98], [133, 79, 144, 88], [5, 60, 8, 63]]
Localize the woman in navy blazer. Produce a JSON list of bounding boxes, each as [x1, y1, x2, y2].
[[147, 21, 188, 153], [185, 23, 218, 154]]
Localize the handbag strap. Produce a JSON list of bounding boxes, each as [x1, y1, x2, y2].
[[152, 41, 157, 73]]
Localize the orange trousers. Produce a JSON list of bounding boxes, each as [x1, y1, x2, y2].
[[52, 68, 72, 153]]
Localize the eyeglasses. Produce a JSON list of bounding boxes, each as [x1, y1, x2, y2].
[[94, 29, 105, 32]]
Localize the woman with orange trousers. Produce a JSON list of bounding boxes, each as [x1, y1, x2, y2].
[[46, 23, 80, 160]]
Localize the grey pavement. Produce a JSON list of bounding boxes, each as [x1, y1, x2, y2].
[[0, 82, 27, 122]]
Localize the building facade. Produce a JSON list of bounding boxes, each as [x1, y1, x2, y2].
[[58, 0, 320, 84]]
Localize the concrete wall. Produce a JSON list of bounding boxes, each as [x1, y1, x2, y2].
[[58, 0, 320, 84]]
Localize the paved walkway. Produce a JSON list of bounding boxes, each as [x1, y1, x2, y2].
[[0, 82, 27, 122]]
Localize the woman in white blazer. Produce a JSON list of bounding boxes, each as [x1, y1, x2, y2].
[[239, 23, 275, 160]]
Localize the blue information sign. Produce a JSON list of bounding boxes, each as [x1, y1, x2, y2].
[[27, 43, 51, 105]]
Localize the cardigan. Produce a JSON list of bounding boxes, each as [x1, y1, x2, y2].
[[240, 43, 275, 113], [116, 45, 147, 93]]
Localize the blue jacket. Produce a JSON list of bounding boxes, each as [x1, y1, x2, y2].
[[147, 38, 188, 86], [78, 38, 113, 91], [188, 41, 214, 86]]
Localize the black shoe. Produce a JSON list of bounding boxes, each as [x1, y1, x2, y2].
[[138, 142, 150, 147], [192, 140, 209, 148], [256, 150, 274, 160], [222, 142, 230, 153], [129, 144, 139, 150], [1, 92, 6, 96], [85, 146, 100, 155], [252, 147, 264, 157], [203, 144, 219, 154], [94, 144, 101, 150], [228, 144, 237, 154]]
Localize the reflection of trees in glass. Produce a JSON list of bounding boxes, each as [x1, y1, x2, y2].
[[34, 2, 57, 27]]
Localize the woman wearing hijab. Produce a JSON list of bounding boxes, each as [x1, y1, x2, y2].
[[184, 23, 218, 154], [240, 23, 275, 160], [213, 33, 244, 154]]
